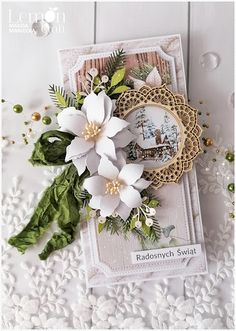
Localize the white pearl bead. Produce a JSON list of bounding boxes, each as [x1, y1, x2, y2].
[[149, 208, 156, 216], [98, 216, 106, 224], [135, 220, 142, 229], [145, 218, 154, 227]]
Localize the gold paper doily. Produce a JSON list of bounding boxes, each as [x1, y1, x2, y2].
[[115, 85, 202, 189]]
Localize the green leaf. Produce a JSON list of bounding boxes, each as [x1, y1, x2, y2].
[[55, 91, 68, 107], [142, 223, 151, 236], [8, 165, 88, 260], [130, 216, 137, 230], [110, 68, 125, 87], [148, 199, 160, 208], [85, 205, 92, 221], [49, 84, 76, 110], [75, 91, 82, 102], [29, 130, 74, 166], [110, 85, 129, 95], [98, 222, 106, 233]]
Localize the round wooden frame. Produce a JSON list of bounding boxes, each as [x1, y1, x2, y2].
[[115, 85, 202, 189]]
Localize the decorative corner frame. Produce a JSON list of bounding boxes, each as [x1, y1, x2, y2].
[[115, 84, 202, 189]]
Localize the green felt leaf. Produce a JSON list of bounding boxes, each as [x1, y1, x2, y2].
[[8, 165, 88, 260], [55, 91, 68, 107], [142, 223, 151, 236], [148, 199, 160, 208], [110, 85, 129, 95], [29, 130, 74, 166], [75, 91, 82, 102], [130, 216, 137, 230], [85, 205, 92, 221], [49, 85, 75, 109], [98, 222, 106, 233], [110, 68, 125, 87]]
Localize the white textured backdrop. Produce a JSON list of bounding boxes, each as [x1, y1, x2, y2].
[[2, 1, 234, 329]]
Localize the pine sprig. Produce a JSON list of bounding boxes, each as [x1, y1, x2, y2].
[[49, 84, 76, 110], [104, 49, 126, 78], [148, 220, 162, 242], [130, 63, 154, 81]]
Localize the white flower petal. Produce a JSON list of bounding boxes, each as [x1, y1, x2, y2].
[[82, 92, 105, 124], [115, 201, 132, 221], [100, 195, 120, 217], [102, 117, 129, 138], [120, 186, 142, 208], [113, 130, 136, 148], [102, 92, 113, 124], [89, 196, 101, 209], [65, 137, 94, 161], [86, 149, 101, 175], [118, 164, 144, 185], [98, 157, 119, 180], [146, 67, 162, 87], [129, 76, 146, 90], [57, 107, 87, 136], [133, 178, 151, 191], [73, 156, 86, 175], [114, 150, 127, 170], [95, 136, 116, 160], [83, 176, 106, 196]]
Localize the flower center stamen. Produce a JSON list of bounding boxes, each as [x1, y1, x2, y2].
[[82, 122, 101, 141], [105, 179, 122, 195]]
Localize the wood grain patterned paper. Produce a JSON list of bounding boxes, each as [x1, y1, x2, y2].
[[59, 35, 207, 287]]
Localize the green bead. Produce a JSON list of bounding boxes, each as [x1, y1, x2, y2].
[[148, 199, 160, 208], [227, 183, 234, 193], [229, 212, 235, 219], [42, 116, 52, 125], [13, 104, 23, 113], [1, 99, 5, 103], [225, 152, 234, 162]]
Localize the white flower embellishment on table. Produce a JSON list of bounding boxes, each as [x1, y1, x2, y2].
[[84, 155, 151, 220], [129, 65, 162, 90], [57, 91, 134, 175]]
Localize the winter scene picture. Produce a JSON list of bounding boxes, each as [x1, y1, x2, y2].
[[126, 105, 181, 168]]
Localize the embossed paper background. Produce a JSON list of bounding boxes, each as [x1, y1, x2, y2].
[[2, 2, 234, 329]]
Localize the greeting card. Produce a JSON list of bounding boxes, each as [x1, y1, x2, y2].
[[56, 35, 208, 287]]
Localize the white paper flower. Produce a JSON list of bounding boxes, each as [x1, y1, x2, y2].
[[130, 67, 162, 90], [57, 91, 135, 175], [83, 155, 151, 220]]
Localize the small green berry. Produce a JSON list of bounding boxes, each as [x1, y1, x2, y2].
[[225, 152, 234, 162], [42, 116, 52, 125], [13, 104, 23, 113], [227, 183, 235, 193]]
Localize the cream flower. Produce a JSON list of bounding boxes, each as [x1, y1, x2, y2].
[[57, 91, 134, 175], [130, 67, 162, 90], [83, 154, 151, 220]]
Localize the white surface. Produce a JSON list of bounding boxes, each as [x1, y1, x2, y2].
[[2, 1, 234, 329]]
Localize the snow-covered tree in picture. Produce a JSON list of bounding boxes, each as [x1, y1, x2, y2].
[[135, 108, 148, 140], [144, 121, 156, 140], [135, 107, 156, 140], [161, 113, 178, 146], [170, 124, 179, 152]]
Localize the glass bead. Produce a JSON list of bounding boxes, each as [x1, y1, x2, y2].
[[200, 52, 220, 71], [42, 116, 52, 125], [13, 104, 23, 113]]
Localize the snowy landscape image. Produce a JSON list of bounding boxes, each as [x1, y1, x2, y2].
[[126, 105, 181, 168]]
